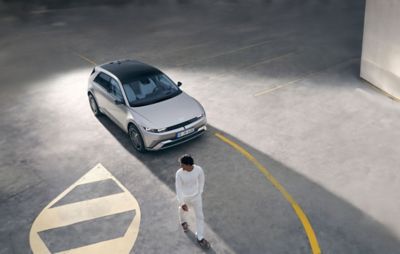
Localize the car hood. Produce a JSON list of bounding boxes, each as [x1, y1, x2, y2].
[[131, 92, 204, 129]]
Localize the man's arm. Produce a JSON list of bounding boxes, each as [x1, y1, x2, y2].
[[175, 171, 184, 204], [198, 167, 205, 195]]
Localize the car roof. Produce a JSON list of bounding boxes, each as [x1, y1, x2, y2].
[[100, 59, 161, 84]]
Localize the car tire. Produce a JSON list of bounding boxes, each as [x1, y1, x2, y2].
[[128, 124, 146, 152], [89, 94, 101, 117]]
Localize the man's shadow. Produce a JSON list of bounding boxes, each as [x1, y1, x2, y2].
[[184, 230, 216, 254]]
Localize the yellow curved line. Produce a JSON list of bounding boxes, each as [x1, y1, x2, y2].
[[215, 132, 321, 254]]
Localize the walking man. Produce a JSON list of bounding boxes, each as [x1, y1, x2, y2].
[[175, 154, 210, 249]]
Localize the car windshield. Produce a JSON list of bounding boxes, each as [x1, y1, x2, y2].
[[122, 73, 181, 107]]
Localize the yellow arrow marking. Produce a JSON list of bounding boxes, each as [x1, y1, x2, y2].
[[30, 163, 141, 254], [35, 192, 137, 231]]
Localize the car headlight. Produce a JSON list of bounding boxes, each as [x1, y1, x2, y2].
[[197, 112, 205, 119], [143, 126, 166, 133]]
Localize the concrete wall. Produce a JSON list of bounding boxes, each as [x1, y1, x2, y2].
[[361, 0, 400, 99]]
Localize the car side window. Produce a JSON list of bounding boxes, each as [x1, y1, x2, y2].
[[94, 72, 111, 91], [110, 78, 124, 101]]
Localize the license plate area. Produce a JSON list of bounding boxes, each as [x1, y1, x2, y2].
[[176, 128, 195, 138]]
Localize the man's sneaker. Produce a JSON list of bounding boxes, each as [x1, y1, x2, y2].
[[181, 222, 189, 233], [197, 238, 210, 249]]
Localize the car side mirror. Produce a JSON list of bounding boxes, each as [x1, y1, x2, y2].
[[177, 81, 182, 87], [114, 99, 124, 105]]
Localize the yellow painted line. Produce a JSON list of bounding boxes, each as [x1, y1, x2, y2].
[[210, 51, 296, 81], [242, 51, 295, 70], [29, 163, 141, 254], [254, 84, 286, 96], [35, 192, 137, 231], [55, 236, 139, 254], [74, 52, 97, 66], [77, 166, 115, 185], [215, 132, 321, 254], [254, 57, 360, 97], [177, 39, 274, 67], [162, 41, 212, 55]]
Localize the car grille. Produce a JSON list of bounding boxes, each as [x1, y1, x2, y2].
[[162, 128, 206, 149], [165, 116, 200, 131]]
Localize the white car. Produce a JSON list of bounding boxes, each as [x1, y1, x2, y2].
[[88, 59, 207, 152]]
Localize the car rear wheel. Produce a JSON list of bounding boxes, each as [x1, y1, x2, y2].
[[129, 124, 145, 152], [89, 94, 101, 117]]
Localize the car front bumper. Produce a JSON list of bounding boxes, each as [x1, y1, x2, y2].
[[141, 117, 207, 151]]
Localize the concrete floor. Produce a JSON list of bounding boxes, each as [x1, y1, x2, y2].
[[1, 0, 400, 253]]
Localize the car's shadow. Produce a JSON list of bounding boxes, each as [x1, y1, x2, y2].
[[97, 114, 400, 253], [97, 114, 210, 188]]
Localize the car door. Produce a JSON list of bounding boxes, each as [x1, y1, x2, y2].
[[93, 72, 112, 115], [104, 77, 129, 129]]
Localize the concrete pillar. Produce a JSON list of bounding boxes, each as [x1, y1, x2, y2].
[[361, 0, 400, 100]]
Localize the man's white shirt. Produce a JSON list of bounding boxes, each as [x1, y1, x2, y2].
[[175, 165, 205, 204]]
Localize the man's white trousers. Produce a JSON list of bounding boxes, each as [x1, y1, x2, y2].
[[178, 195, 204, 240]]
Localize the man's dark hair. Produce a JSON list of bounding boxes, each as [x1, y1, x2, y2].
[[180, 154, 194, 165]]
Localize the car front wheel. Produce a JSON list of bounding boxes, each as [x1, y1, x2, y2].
[[89, 94, 101, 117], [129, 125, 145, 152]]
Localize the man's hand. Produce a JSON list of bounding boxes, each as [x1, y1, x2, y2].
[[181, 204, 188, 212]]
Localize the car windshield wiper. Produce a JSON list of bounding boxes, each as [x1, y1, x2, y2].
[[131, 92, 179, 107], [151, 97, 170, 104], [130, 101, 152, 107]]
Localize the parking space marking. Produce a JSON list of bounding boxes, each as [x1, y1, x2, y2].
[[177, 39, 275, 67], [30, 164, 141, 254], [161, 41, 213, 56], [74, 52, 97, 66], [254, 57, 360, 97], [215, 132, 321, 254], [207, 51, 296, 81], [242, 51, 296, 70]]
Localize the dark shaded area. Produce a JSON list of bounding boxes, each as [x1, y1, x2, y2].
[[38, 210, 135, 253], [97, 115, 400, 253], [3, 0, 398, 253], [0, 0, 366, 89], [50, 179, 123, 208], [0, 0, 153, 18], [185, 230, 217, 254]]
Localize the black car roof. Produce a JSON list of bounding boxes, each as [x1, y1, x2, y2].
[[100, 60, 161, 84]]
